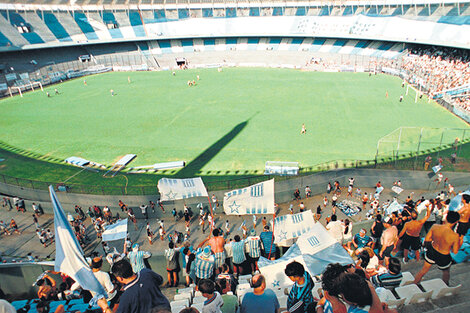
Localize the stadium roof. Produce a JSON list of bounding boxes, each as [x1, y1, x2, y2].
[[0, 0, 466, 7]]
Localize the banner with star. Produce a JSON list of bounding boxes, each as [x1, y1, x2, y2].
[[273, 211, 315, 243], [259, 224, 353, 289], [223, 179, 275, 215], [157, 177, 209, 201]]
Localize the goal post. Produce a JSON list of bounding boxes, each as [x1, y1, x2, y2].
[[375, 127, 469, 164], [8, 81, 43, 97]]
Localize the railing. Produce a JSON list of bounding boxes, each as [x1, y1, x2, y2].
[[1, 141, 468, 195]]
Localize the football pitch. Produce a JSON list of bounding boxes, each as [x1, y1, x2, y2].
[[0, 68, 468, 186]]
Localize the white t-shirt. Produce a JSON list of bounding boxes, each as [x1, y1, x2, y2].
[[202, 292, 224, 313], [326, 220, 344, 242], [367, 255, 379, 271], [92, 270, 117, 301]]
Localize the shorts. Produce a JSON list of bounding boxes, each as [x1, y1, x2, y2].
[[214, 251, 226, 268], [378, 245, 394, 260], [456, 221, 470, 236], [248, 254, 260, 263], [167, 268, 178, 273], [424, 244, 452, 270], [401, 233, 421, 251]]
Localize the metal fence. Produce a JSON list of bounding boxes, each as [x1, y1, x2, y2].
[[1, 141, 468, 195]]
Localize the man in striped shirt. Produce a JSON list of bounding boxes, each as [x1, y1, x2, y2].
[[246, 229, 262, 274], [203, 228, 226, 274], [231, 235, 246, 278], [195, 246, 216, 284], [285, 261, 316, 313], [371, 257, 402, 288], [127, 243, 151, 273], [260, 225, 276, 260]]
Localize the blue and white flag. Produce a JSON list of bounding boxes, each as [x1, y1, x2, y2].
[[102, 218, 128, 241], [223, 179, 275, 215], [259, 224, 352, 289], [384, 199, 404, 215], [448, 190, 470, 212], [432, 165, 443, 173], [158, 177, 209, 201], [273, 210, 315, 243], [49, 186, 106, 297]]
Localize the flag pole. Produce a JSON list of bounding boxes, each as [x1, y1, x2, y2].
[[207, 195, 214, 235], [267, 211, 276, 260]]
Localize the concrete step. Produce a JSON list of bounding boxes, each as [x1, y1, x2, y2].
[[399, 261, 470, 312]]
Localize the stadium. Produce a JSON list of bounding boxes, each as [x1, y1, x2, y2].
[[0, 0, 470, 313]]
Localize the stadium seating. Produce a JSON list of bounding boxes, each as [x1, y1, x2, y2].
[[129, 10, 146, 37], [420, 278, 461, 299], [394, 284, 432, 305], [40, 11, 72, 42], [73, 12, 99, 41]]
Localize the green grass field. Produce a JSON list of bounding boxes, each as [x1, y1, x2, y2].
[[0, 68, 468, 191]]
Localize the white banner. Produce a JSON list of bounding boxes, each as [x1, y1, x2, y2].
[[158, 177, 208, 201], [259, 225, 353, 289], [391, 186, 403, 194], [432, 165, 443, 173], [102, 218, 128, 241], [223, 179, 275, 215], [296, 223, 338, 255], [273, 211, 315, 243]]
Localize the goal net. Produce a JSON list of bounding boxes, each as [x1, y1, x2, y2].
[[375, 127, 469, 162]]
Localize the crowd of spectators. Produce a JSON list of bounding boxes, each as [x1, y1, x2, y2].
[[402, 45, 470, 112], [1, 171, 469, 313]]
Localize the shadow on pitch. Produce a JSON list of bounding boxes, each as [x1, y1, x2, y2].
[[175, 117, 253, 178]]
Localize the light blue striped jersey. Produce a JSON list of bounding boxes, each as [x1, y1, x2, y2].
[[260, 231, 276, 254], [195, 251, 215, 279], [231, 241, 246, 264], [128, 250, 149, 273], [246, 236, 261, 258], [347, 304, 370, 313]]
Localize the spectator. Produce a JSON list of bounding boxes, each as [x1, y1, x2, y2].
[[98, 259, 170, 313], [346, 228, 373, 256], [337, 273, 373, 312], [260, 226, 276, 260], [370, 214, 384, 250], [413, 211, 463, 285], [399, 205, 431, 263], [326, 215, 343, 243], [194, 246, 215, 283], [198, 279, 223, 313], [127, 243, 151, 273], [285, 261, 316, 313], [342, 219, 353, 246], [140, 204, 148, 220], [294, 189, 301, 201], [0, 220, 11, 236], [318, 263, 351, 313], [371, 257, 403, 288], [240, 274, 280, 313], [90, 257, 118, 309], [217, 279, 238, 313], [165, 242, 179, 287], [357, 247, 381, 278], [246, 229, 262, 274], [378, 217, 398, 267], [217, 264, 237, 294], [231, 235, 246, 278]]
